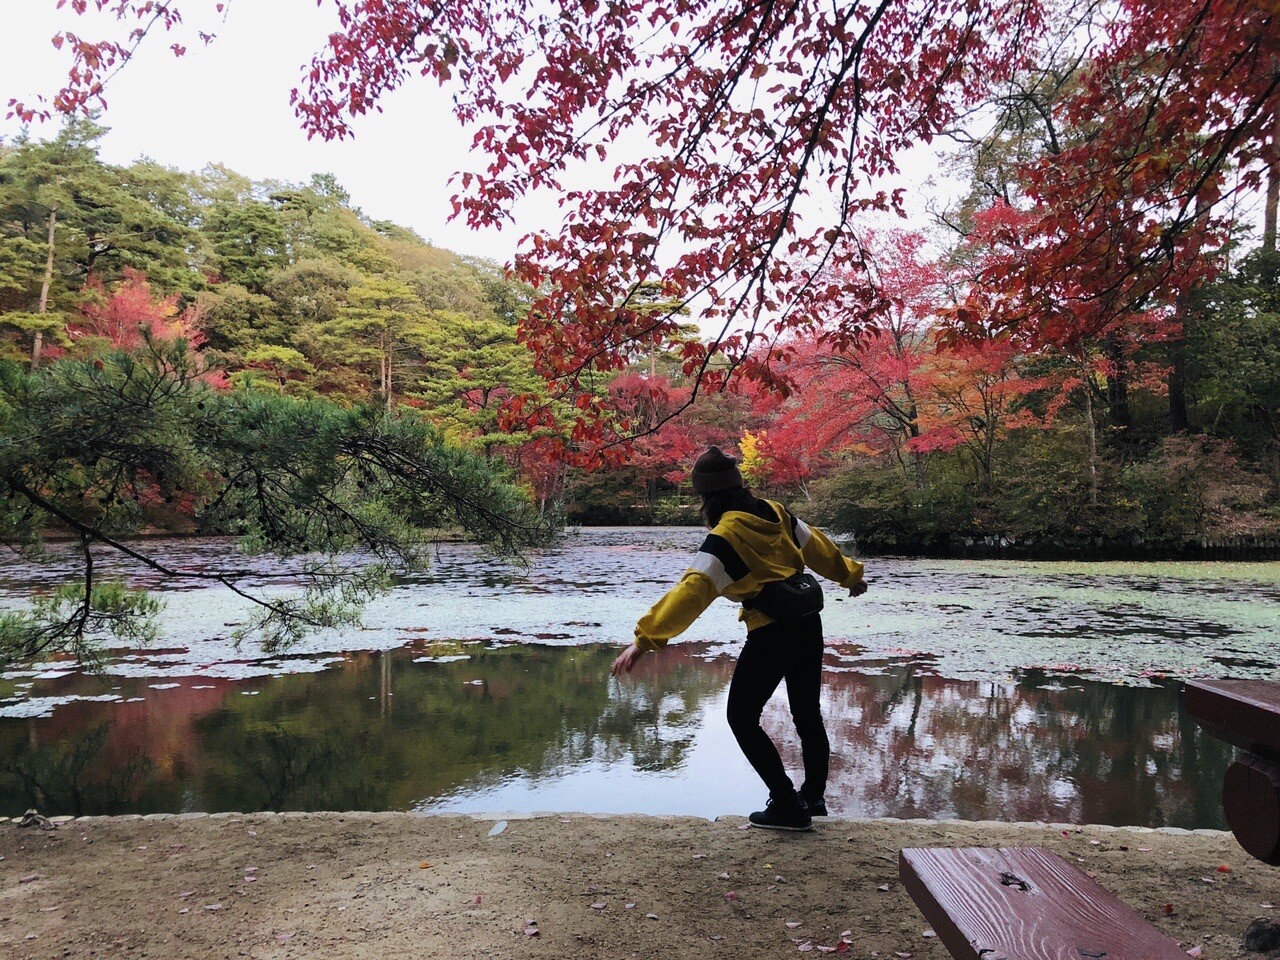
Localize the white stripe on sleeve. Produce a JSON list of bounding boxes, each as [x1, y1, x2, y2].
[[793, 517, 814, 549], [689, 551, 733, 593]]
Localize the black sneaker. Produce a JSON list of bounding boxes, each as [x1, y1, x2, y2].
[[800, 797, 828, 817], [748, 796, 813, 831]]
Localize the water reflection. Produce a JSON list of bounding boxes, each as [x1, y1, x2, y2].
[[0, 644, 1233, 828]]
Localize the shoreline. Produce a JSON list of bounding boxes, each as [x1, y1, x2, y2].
[[2, 812, 1276, 959]]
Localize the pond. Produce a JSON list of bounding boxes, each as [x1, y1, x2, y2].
[[2, 528, 1278, 826]]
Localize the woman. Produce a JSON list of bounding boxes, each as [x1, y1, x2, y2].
[[611, 446, 867, 830]]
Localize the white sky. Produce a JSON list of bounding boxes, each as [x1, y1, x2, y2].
[[0, 2, 957, 265]]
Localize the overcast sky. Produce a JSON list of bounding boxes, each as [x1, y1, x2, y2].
[[1, 3, 955, 265]]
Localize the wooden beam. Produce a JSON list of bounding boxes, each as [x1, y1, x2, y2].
[[1183, 679, 1280, 761]]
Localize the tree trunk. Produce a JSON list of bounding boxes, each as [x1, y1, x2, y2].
[[1082, 358, 1099, 507], [1264, 110, 1279, 252], [380, 338, 392, 410], [1169, 192, 1206, 430], [1168, 340, 1189, 431], [1105, 334, 1131, 431], [34, 207, 57, 370]]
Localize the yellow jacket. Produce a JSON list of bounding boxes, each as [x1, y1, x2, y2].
[[633, 500, 865, 652]]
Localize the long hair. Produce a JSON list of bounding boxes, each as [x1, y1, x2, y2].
[[699, 487, 762, 528]]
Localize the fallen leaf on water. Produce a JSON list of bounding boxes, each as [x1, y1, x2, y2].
[[724, 891, 738, 901], [1162, 903, 1176, 916], [786, 922, 802, 929], [591, 902, 606, 910], [1216, 864, 1231, 873]]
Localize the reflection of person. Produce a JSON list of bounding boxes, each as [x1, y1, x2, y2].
[[612, 446, 867, 830]]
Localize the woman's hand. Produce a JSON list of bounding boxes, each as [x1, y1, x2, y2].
[[611, 643, 647, 677], [848, 579, 868, 598]]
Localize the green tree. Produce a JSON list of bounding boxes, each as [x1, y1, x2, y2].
[[325, 276, 433, 409], [0, 118, 108, 366], [0, 339, 550, 667], [413, 308, 543, 455], [202, 199, 286, 293], [1188, 249, 1280, 494]]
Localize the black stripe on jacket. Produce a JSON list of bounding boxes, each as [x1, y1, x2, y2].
[[699, 534, 750, 583]]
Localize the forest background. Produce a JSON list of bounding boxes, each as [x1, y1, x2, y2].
[[3, 113, 1277, 558]]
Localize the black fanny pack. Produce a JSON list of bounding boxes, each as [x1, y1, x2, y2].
[[741, 501, 825, 621], [743, 571, 824, 621]]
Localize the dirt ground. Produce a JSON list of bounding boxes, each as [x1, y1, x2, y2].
[[0, 812, 1276, 959]]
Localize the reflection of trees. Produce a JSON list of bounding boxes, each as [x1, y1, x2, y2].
[[198, 718, 392, 811], [0, 645, 1238, 826], [189, 643, 729, 809], [594, 646, 732, 772], [1, 723, 154, 815], [767, 667, 1235, 828]]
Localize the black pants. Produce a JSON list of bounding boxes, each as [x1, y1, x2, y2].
[[726, 613, 828, 801]]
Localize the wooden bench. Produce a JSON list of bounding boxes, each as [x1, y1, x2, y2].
[[899, 847, 1188, 960], [1182, 678, 1280, 865]]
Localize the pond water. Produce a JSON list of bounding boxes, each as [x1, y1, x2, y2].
[[1, 528, 1278, 825]]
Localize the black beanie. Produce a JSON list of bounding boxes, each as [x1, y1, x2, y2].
[[691, 446, 744, 495]]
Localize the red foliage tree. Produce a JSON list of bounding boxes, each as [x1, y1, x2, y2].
[[21, 1, 1280, 451], [71, 268, 205, 352]]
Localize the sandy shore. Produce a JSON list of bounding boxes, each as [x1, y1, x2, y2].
[[1, 812, 1276, 959]]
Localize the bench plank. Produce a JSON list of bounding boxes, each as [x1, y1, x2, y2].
[[899, 847, 1188, 960], [1183, 679, 1280, 761]]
